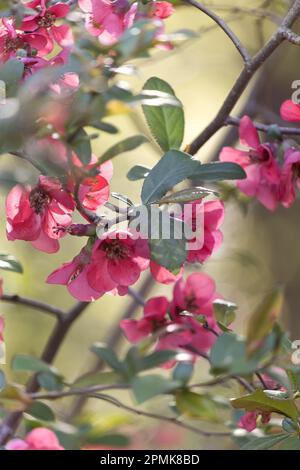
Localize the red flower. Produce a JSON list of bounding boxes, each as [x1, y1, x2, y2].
[[21, 0, 73, 53], [6, 176, 75, 253], [0, 17, 47, 62], [220, 116, 281, 210], [87, 230, 150, 293], [47, 247, 103, 301], [280, 100, 300, 122]]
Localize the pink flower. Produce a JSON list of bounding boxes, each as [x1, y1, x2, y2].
[[21, 0, 73, 53], [151, 1, 175, 19], [87, 230, 150, 293], [47, 247, 103, 301], [6, 427, 64, 451], [0, 17, 47, 62], [279, 148, 300, 208], [238, 410, 271, 432], [121, 296, 169, 342], [280, 100, 300, 122], [122, 273, 220, 365], [74, 159, 113, 213], [183, 200, 225, 264], [150, 262, 183, 285], [238, 411, 257, 432], [220, 116, 281, 211], [79, 0, 128, 46], [6, 176, 75, 253], [168, 273, 219, 354]]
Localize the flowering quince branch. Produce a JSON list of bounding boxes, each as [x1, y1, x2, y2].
[[0, 294, 64, 320], [187, 0, 300, 155], [184, 0, 251, 63], [1, 0, 300, 452], [226, 116, 300, 136]]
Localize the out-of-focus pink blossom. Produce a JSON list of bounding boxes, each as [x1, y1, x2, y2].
[[280, 100, 300, 122], [6, 428, 64, 451], [0, 17, 47, 62]]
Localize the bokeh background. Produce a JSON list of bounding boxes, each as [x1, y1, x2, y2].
[[1, 0, 300, 449]]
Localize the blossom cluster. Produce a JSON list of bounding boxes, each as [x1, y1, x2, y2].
[[121, 272, 221, 362], [0, 0, 174, 82], [220, 102, 300, 210]]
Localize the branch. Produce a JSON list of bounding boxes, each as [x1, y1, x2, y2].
[[184, 0, 251, 63], [226, 116, 300, 136], [0, 294, 64, 320], [0, 301, 91, 445], [86, 393, 232, 439], [279, 27, 300, 44], [187, 0, 300, 155], [65, 274, 154, 420]]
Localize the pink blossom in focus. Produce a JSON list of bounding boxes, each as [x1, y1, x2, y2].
[[87, 230, 150, 294], [6, 427, 64, 450], [220, 116, 281, 211], [6, 177, 75, 253], [47, 247, 103, 301]]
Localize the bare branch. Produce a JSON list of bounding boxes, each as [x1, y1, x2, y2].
[[184, 0, 251, 63], [187, 0, 300, 155], [226, 116, 300, 136], [0, 294, 65, 320]]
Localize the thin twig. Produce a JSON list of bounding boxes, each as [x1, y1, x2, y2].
[[0, 294, 64, 320], [187, 0, 300, 155], [66, 391, 232, 439], [184, 0, 251, 63], [226, 116, 300, 136], [0, 301, 91, 445]]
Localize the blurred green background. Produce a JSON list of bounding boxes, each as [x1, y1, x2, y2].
[[1, 0, 300, 449]]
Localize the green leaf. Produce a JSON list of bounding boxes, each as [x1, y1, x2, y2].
[[176, 390, 218, 421], [210, 332, 257, 375], [213, 299, 237, 328], [99, 135, 148, 164], [71, 129, 92, 165], [231, 389, 299, 422], [131, 374, 180, 404], [72, 371, 121, 388], [155, 186, 218, 205], [91, 343, 124, 373], [0, 371, 5, 392], [140, 350, 177, 371], [282, 417, 298, 433], [37, 372, 64, 392], [27, 401, 55, 422], [141, 150, 245, 204], [240, 433, 289, 450], [12, 355, 58, 375], [90, 121, 118, 134], [148, 212, 187, 273], [279, 436, 300, 450], [87, 433, 130, 447], [246, 289, 283, 356], [173, 363, 194, 384], [0, 253, 23, 273], [127, 165, 150, 181], [0, 59, 24, 96], [116, 19, 160, 58], [142, 76, 184, 151]]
